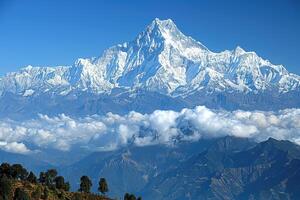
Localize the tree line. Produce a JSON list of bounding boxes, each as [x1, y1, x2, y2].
[[0, 162, 141, 200]]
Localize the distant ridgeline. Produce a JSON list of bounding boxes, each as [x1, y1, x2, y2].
[[1, 137, 300, 199], [60, 136, 300, 199], [0, 163, 141, 200]]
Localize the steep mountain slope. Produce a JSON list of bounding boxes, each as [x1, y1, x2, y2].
[[0, 18, 300, 118], [143, 137, 300, 200], [61, 140, 214, 197], [58, 137, 300, 200], [2, 136, 300, 199]]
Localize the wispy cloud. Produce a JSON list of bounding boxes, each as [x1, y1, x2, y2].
[[1, 106, 300, 154]]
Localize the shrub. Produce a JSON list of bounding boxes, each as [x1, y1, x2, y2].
[[13, 188, 30, 200], [0, 176, 12, 200]]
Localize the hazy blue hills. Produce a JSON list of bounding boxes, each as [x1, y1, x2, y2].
[[2, 137, 300, 199]]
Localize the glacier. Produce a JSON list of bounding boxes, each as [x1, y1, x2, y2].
[[0, 18, 300, 119]]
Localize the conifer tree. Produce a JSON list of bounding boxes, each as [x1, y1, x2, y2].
[[98, 178, 108, 195], [54, 176, 65, 190], [79, 176, 92, 193], [27, 171, 37, 183]]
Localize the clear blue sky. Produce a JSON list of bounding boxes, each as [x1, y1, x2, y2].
[[0, 0, 299, 76]]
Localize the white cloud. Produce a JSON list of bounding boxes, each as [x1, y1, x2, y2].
[[0, 106, 300, 154], [0, 141, 30, 154]]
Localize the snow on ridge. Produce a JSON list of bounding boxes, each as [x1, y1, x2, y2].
[[0, 18, 300, 97]]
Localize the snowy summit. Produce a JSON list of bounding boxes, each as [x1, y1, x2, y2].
[[0, 18, 300, 118]]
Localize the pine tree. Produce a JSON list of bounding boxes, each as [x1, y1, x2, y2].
[[79, 176, 92, 193], [11, 164, 28, 180], [98, 178, 108, 195], [38, 172, 46, 185], [26, 171, 37, 183], [124, 193, 137, 200], [64, 181, 70, 191], [45, 169, 57, 186], [54, 176, 65, 190], [0, 163, 12, 178], [124, 193, 141, 200]]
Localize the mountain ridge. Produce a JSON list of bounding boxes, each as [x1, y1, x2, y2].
[[58, 136, 300, 199], [1, 18, 300, 118], [1, 18, 300, 96]]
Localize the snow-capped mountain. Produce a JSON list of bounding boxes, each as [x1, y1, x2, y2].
[[0, 18, 300, 118]]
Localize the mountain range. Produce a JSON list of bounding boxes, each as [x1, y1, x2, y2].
[[2, 136, 300, 200], [1, 18, 300, 200], [1, 18, 300, 119]]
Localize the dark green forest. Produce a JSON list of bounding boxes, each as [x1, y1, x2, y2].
[[0, 163, 141, 200]]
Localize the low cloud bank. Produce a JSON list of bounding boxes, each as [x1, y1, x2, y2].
[[0, 106, 300, 154]]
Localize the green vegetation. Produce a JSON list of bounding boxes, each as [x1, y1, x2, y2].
[[13, 188, 30, 200], [123, 193, 142, 200], [0, 162, 141, 200], [0, 176, 12, 200], [78, 176, 92, 193], [98, 178, 108, 195], [26, 172, 37, 184]]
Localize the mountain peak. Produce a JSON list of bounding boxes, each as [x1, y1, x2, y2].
[[151, 18, 177, 30], [1, 18, 300, 115], [140, 18, 181, 41], [135, 18, 209, 54], [234, 46, 246, 55]]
